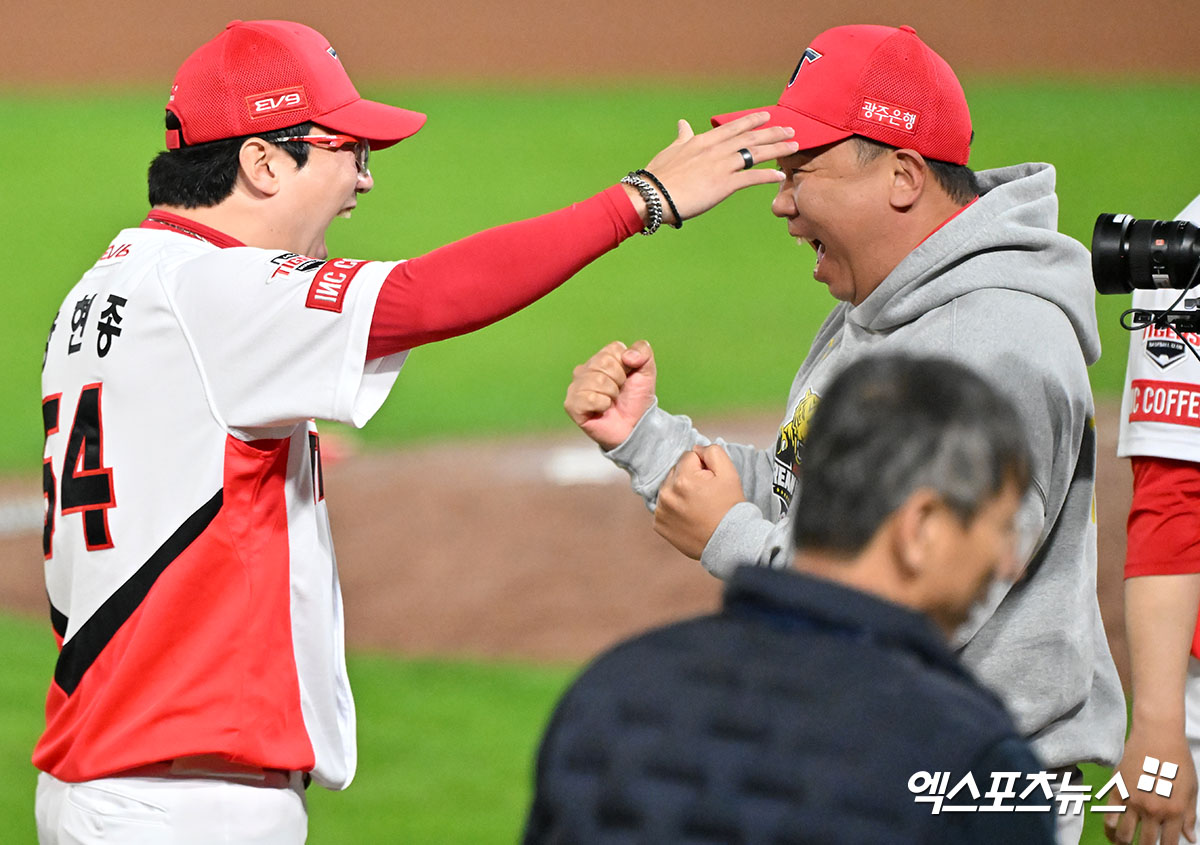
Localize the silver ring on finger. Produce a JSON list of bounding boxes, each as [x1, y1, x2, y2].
[[737, 148, 754, 170]]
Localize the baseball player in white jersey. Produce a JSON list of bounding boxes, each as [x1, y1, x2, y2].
[[33, 18, 799, 844], [1108, 191, 1200, 845]]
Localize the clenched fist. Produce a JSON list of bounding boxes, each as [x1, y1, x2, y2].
[[564, 340, 657, 450], [654, 444, 746, 559]]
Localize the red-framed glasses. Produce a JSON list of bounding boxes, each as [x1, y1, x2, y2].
[[275, 133, 370, 176]]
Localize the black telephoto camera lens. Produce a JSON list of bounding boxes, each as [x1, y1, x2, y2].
[[1092, 213, 1200, 295]]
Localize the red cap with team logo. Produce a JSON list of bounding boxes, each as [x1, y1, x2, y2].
[[711, 25, 971, 165], [164, 20, 427, 151]]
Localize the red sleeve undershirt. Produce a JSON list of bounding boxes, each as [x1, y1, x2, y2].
[[1125, 454, 1200, 657], [365, 184, 642, 359], [1125, 455, 1200, 578]]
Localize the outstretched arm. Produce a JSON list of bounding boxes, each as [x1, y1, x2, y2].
[[367, 114, 796, 358]]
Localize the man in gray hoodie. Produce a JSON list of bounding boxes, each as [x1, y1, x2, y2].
[[565, 23, 1126, 845]]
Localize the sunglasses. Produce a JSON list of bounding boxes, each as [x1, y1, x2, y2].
[[275, 133, 370, 176]]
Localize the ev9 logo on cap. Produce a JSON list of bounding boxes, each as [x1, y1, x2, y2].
[[246, 86, 309, 119]]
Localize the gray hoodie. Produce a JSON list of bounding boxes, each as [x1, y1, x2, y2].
[[606, 162, 1126, 768]]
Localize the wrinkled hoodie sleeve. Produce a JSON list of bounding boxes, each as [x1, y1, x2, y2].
[[599, 162, 1123, 772], [604, 400, 790, 576]]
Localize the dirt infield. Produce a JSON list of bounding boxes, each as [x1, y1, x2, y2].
[[0, 405, 1133, 688], [7, 0, 1184, 683]]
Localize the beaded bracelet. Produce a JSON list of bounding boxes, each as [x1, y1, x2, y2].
[[620, 173, 663, 236], [635, 169, 682, 229]]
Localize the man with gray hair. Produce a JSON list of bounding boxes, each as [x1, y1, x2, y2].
[[527, 355, 1055, 844]]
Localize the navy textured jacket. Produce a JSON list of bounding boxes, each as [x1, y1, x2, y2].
[[524, 566, 1056, 844]]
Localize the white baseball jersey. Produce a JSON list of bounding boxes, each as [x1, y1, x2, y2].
[[1117, 193, 1200, 461], [36, 211, 406, 790]]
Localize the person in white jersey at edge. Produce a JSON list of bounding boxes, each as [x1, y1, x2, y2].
[[1108, 192, 1200, 845], [33, 18, 798, 845]]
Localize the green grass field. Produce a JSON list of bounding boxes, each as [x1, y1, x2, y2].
[[3, 80, 1197, 842], [0, 612, 575, 844], [3, 80, 1198, 474], [0, 612, 1128, 844]]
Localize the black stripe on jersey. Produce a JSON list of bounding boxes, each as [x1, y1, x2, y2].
[[54, 489, 224, 696], [49, 601, 67, 639], [42, 396, 61, 436]]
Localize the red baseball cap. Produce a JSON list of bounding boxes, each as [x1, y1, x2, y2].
[[712, 25, 971, 165], [164, 20, 427, 151]]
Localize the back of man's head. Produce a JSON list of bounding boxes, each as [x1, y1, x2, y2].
[[792, 355, 1031, 556]]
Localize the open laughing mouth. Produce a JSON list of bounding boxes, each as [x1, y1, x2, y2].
[[804, 237, 826, 267]]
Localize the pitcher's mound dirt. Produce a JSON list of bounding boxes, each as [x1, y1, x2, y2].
[[0, 406, 1132, 690]]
